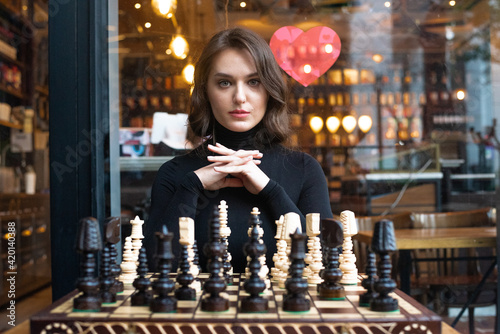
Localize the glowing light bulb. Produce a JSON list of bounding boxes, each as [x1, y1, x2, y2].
[[303, 64, 312, 74], [170, 35, 189, 59], [326, 116, 340, 133], [144, 22, 151, 28], [372, 54, 383, 63], [151, 0, 177, 17], [384, 1, 391, 8], [456, 90, 466, 100], [309, 116, 324, 134], [358, 115, 373, 133], [324, 44, 333, 54], [134, 3, 141, 9], [342, 115, 357, 133], [240, 1, 247, 7], [182, 63, 195, 84]]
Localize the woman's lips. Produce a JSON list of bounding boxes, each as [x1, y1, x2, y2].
[[229, 110, 250, 118]]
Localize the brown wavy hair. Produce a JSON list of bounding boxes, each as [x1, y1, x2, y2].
[[188, 27, 290, 148]]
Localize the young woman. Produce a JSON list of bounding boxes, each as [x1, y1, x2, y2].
[[146, 27, 332, 272]]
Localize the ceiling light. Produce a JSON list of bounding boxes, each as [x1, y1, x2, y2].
[[456, 90, 466, 100], [326, 116, 340, 133], [358, 115, 373, 133], [309, 116, 324, 134], [170, 35, 189, 59], [372, 54, 383, 63], [134, 3, 141, 9], [182, 63, 195, 84], [240, 1, 247, 8], [151, 0, 177, 18], [145, 22, 151, 28], [384, 1, 391, 8], [449, 0, 456, 6], [342, 115, 357, 133]]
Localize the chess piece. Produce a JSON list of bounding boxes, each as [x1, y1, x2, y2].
[[271, 215, 284, 282], [219, 200, 233, 285], [201, 205, 229, 312], [119, 237, 137, 284], [359, 248, 378, 307], [277, 212, 301, 288], [339, 210, 358, 285], [130, 216, 144, 263], [306, 213, 323, 285], [104, 217, 123, 294], [74, 217, 103, 311], [99, 243, 116, 303], [318, 218, 345, 300], [249, 207, 268, 284], [150, 225, 177, 312], [283, 229, 310, 312], [241, 217, 268, 312], [370, 219, 399, 312], [131, 246, 153, 306], [176, 217, 196, 300]]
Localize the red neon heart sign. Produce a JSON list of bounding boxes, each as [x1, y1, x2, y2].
[[270, 26, 341, 87]]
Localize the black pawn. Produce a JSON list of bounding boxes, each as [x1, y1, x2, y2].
[[283, 229, 310, 312], [370, 219, 399, 312], [74, 217, 103, 311], [150, 225, 177, 312], [241, 221, 268, 312], [104, 217, 123, 294], [359, 249, 378, 306], [175, 243, 196, 300], [131, 246, 153, 306], [100, 244, 116, 303], [318, 218, 345, 300], [201, 206, 229, 312]]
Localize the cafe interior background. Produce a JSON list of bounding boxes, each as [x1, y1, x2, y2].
[[0, 0, 499, 332]]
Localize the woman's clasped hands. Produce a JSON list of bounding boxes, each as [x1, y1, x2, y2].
[[194, 143, 270, 194]]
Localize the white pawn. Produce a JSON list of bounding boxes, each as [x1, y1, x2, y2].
[[339, 210, 358, 285], [306, 213, 323, 285], [119, 237, 137, 284]]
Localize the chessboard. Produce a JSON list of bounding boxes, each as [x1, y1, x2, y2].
[[31, 273, 442, 334]]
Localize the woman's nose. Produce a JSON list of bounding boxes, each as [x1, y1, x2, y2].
[[234, 85, 246, 104]]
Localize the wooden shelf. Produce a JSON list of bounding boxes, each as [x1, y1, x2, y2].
[[0, 119, 22, 129], [0, 83, 24, 99], [35, 85, 49, 96], [0, 50, 23, 67]]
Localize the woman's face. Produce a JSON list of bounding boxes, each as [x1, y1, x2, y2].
[[206, 47, 269, 132]]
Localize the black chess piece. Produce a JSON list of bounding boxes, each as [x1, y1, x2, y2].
[[283, 229, 310, 312], [175, 243, 196, 300], [131, 246, 153, 306], [100, 243, 116, 303], [150, 225, 177, 312], [241, 220, 268, 312], [359, 248, 378, 306], [201, 206, 229, 312], [370, 219, 399, 312], [222, 233, 233, 285], [104, 217, 123, 295], [318, 218, 345, 300], [74, 217, 103, 311]]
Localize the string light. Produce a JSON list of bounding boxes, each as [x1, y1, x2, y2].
[[326, 116, 341, 133], [170, 35, 189, 59], [182, 63, 195, 84], [151, 0, 177, 18], [342, 115, 357, 133], [358, 115, 373, 133]]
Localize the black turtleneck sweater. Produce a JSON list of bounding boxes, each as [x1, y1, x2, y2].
[[145, 123, 333, 273]]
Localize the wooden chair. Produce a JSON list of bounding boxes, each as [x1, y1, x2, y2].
[[410, 207, 497, 333]]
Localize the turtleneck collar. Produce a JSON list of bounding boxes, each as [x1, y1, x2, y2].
[[213, 121, 260, 150]]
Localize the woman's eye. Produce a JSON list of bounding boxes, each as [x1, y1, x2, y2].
[[249, 79, 260, 86], [219, 80, 231, 87]]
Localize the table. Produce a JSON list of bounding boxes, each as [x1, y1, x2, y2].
[[355, 227, 497, 329], [355, 227, 496, 293]]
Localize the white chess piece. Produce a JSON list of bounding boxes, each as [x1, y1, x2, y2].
[[271, 215, 284, 282], [277, 212, 301, 288], [119, 237, 137, 284], [179, 217, 201, 292], [130, 216, 144, 263], [219, 200, 233, 277], [306, 213, 323, 284], [339, 210, 358, 285]]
